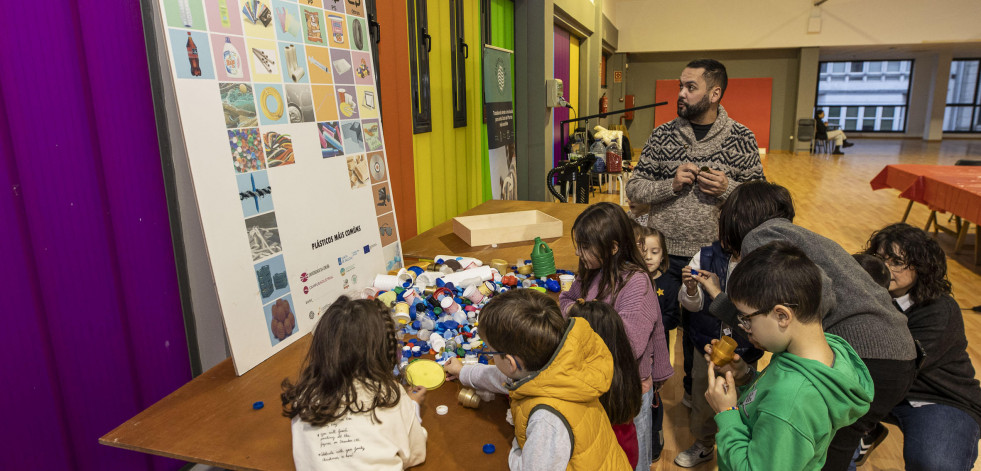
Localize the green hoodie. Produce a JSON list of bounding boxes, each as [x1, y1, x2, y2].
[[714, 333, 873, 471]]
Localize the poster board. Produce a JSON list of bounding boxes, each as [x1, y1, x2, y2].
[[654, 77, 773, 151], [152, 0, 402, 374], [483, 46, 516, 200]]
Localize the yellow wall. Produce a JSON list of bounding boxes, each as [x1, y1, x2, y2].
[[568, 35, 579, 133], [411, 0, 485, 232]]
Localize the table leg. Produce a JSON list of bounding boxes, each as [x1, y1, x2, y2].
[[955, 222, 971, 253], [925, 211, 938, 234], [618, 175, 625, 206], [901, 200, 914, 223], [976, 224, 981, 266]]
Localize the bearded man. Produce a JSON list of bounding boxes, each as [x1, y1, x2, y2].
[[625, 59, 765, 468]]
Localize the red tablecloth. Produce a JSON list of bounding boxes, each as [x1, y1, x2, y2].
[[870, 164, 981, 224]]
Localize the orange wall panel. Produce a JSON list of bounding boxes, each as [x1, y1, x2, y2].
[[654, 77, 772, 151], [376, 0, 418, 239]]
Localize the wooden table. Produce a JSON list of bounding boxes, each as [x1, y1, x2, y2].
[[871, 164, 981, 264], [99, 329, 513, 470], [402, 199, 588, 271], [100, 200, 590, 470]]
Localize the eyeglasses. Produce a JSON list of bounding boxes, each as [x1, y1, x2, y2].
[[872, 252, 909, 270], [736, 303, 798, 331]]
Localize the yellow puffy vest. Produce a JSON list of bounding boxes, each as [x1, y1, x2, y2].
[[509, 318, 631, 470]]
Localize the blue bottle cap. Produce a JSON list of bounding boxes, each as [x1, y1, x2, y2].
[[253, 401, 264, 410], [483, 444, 495, 454], [412, 320, 421, 329]]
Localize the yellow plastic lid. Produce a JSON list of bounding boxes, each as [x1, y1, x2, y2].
[[405, 359, 445, 390]]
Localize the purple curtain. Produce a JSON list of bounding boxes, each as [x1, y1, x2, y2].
[[552, 26, 571, 167], [0, 2, 191, 470]]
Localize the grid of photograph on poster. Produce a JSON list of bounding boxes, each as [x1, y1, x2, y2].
[[157, 0, 401, 374]]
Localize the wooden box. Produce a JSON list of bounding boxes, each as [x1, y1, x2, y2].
[[452, 210, 563, 247]]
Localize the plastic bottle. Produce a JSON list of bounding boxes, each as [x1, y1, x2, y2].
[[185, 33, 202, 76], [179, 0, 193, 27], [218, 0, 231, 28], [606, 139, 622, 173], [418, 314, 435, 331], [223, 37, 242, 78]]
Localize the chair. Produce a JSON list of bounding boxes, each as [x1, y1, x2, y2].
[[813, 137, 831, 154], [794, 119, 815, 155]]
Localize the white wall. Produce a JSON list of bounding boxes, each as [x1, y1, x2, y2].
[[602, 0, 616, 20], [614, 0, 981, 53]]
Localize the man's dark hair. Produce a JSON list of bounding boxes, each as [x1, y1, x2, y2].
[[686, 59, 728, 99], [718, 180, 795, 256], [478, 288, 567, 371], [728, 241, 823, 324], [852, 253, 891, 289]]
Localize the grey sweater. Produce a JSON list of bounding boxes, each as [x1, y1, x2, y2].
[[626, 105, 764, 258], [709, 218, 916, 361]]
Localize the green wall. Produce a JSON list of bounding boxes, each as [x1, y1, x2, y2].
[[480, 0, 515, 200]]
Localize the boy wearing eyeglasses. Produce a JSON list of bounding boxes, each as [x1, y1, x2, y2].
[[703, 241, 874, 471]]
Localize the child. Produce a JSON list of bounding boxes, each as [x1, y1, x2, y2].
[[443, 289, 631, 470], [568, 299, 643, 468], [560, 202, 673, 471], [704, 241, 873, 471], [633, 223, 677, 339], [633, 222, 676, 462], [852, 253, 891, 289], [674, 241, 763, 468], [282, 296, 428, 470], [712, 180, 915, 469]]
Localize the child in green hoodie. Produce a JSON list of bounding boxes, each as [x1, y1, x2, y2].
[[703, 241, 874, 471]]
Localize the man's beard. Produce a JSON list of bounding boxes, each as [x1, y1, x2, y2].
[[677, 94, 711, 120]]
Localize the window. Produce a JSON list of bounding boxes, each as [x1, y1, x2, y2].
[[407, 0, 432, 133], [943, 59, 981, 132], [816, 60, 913, 132], [480, 0, 491, 46], [449, 0, 468, 128]]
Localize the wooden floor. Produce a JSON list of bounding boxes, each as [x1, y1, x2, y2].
[[591, 138, 981, 470]]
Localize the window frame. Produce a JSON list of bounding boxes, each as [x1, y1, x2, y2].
[[407, 0, 432, 134], [814, 59, 914, 133], [943, 58, 981, 133], [449, 0, 468, 128]]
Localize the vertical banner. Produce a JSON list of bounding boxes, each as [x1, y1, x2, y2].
[[483, 46, 516, 200], [153, 0, 402, 374]]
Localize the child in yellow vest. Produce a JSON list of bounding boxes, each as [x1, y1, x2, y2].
[[444, 289, 631, 470]]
